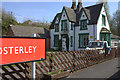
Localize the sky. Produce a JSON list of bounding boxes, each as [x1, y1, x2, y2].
[[2, 1, 119, 23]]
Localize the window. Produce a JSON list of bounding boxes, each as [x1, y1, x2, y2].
[[54, 35, 59, 47], [80, 20, 87, 30], [102, 15, 106, 26], [79, 34, 89, 48], [71, 36, 73, 47], [55, 24, 59, 32], [71, 23, 73, 30], [61, 20, 67, 31], [100, 33, 111, 46]]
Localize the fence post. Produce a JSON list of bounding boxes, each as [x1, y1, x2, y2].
[[49, 53, 53, 72], [25, 63, 29, 79], [72, 51, 76, 71]]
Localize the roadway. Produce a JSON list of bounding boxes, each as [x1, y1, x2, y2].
[[63, 57, 120, 79]]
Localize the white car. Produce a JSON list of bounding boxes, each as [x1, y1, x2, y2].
[[86, 41, 110, 54]]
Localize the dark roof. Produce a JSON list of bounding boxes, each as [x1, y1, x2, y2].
[[84, 8, 90, 20], [111, 34, 120, 39], [64, 7, 76, 22], [8, 25, 49, 38], [49, 7, 76, 29], [85, 3, 103, 25], [49, 13, 61, 29], [75, 8, 90, 26], [50, 3, 103, 29]]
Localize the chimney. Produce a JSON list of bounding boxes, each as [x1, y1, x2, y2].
[[71, 0, 76, 9], [77, 0, 82, 11]]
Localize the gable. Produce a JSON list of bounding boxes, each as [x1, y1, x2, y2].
[[75, 3, 103, 26], [50, 3, 104, 28], [55, 17, 59, 23], [49, 13, 61, 29], [60, 7, 76, 22], [61, 9, 68, 20], [80, 9, 88, 20], [97, 4, 110, 30]]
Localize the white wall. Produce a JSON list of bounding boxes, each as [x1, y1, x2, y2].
[[50, 4, 111, 51], [89, 25, 97, 41], [97, 5, 110, 40], [68, 22, 74, 51], [74, 24, 97, 51], [50, 29, 58, 50], [60, 10, 74, 51], [50, 9, 74, 51], [74, 10, 98, 51], [80, 11, 87, 20]]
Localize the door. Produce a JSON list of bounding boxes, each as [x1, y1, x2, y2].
[[62, 38, 66, 51]]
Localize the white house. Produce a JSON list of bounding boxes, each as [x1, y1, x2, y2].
[[49, 0, 111, 51]]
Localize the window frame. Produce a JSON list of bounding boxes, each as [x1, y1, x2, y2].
[[80, 19, 88, 30], [70, 36, 73, 47], [78, 33, 89, 48], [102, 15, 106, 26], [71, 23, 74, 30], [61, 20, 67, 31], [55, 24, 59, 32], [54, 35, 59, 47]]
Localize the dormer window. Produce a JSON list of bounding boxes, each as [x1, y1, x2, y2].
[[55, 24, 59, 32], [80, 19, 87, 30], [61, 20, 67, 31]]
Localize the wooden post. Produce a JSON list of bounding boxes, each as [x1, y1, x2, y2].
[[72, 51, 76, 71], [49, 53, 53, 72]]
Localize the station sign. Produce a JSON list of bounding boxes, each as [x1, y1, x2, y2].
[[0, 37, 46, 65]]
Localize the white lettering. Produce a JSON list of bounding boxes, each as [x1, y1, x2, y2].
[[25, 47, 28, 53], [19, 46, 24, 53], [8, 47, 13, 54], [0, 47, 2, 54], [15, 47, 18, 54], [0, 46, 38, 55], [29, 46, 32, 53], [33, 46, 37, 53], [4, 47, 8, 55]]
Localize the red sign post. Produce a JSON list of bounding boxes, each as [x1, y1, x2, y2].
[[0, 37, 46, 65]]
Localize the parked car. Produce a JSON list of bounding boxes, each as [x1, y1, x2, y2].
[[86, 41, 110, 54]]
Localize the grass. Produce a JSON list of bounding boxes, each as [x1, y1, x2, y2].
[[46, 70, 64, 75], [3, 64, 23, 68], [46, 49, 59, 53]]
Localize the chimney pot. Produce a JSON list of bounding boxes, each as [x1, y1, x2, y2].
[[77, 0, 82, 11], [71, 0, 76, 9]]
